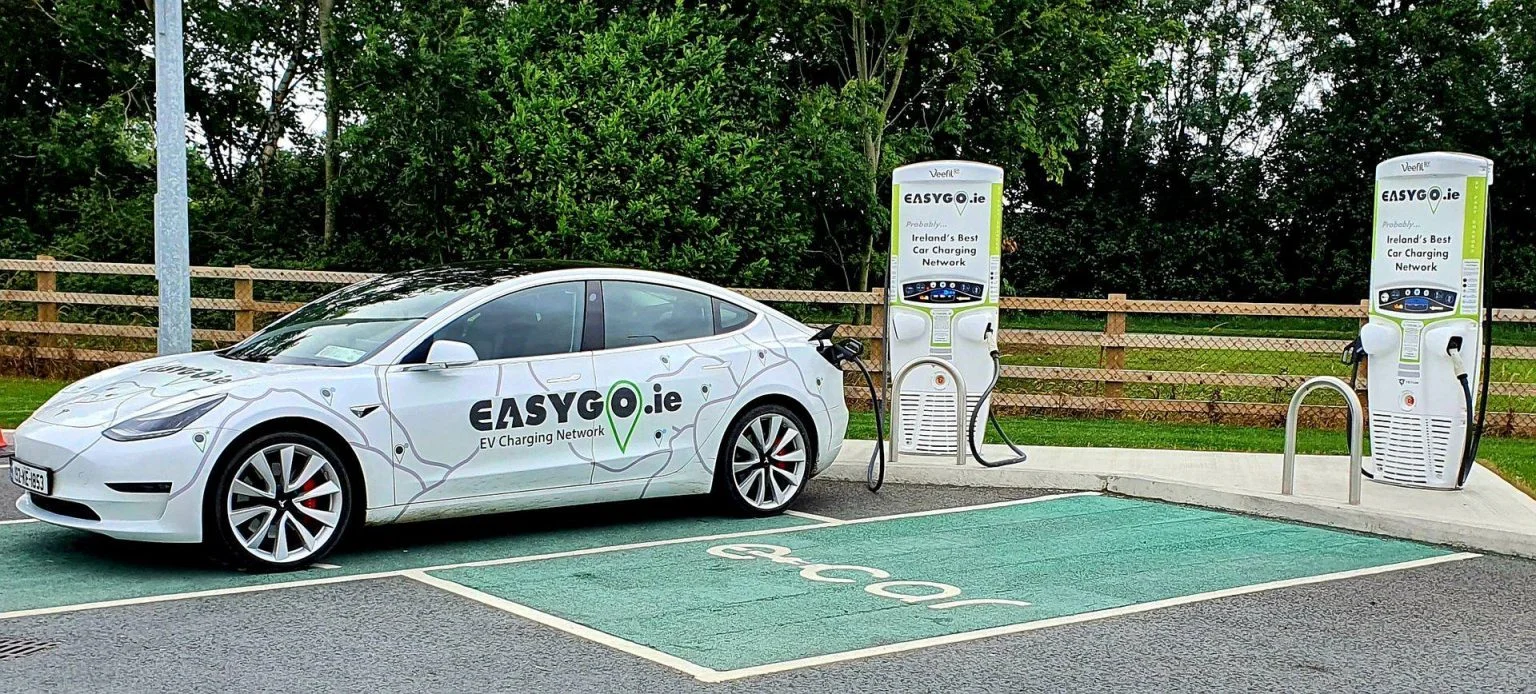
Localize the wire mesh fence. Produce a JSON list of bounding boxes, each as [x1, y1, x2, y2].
[[3, 256, 1534, 434]]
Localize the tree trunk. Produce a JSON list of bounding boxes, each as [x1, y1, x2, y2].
[[318, 0, 339, 248], [852, 17, 913, 323], [254, 52, 306, 207]]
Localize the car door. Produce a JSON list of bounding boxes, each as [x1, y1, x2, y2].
[[384, 280, 598, 504], [589, 280, 754, 486]]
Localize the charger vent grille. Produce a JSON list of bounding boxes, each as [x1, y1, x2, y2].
[[897, 392, 982, 455], [1427, 416, 1453, 479], [1369, 411, 1456, 485]]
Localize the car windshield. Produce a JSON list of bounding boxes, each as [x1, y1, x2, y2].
[[221, 272, 479, 367]]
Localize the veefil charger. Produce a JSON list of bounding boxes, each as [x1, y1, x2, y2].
[[1359, 152, 1493, 489], [886, 161, 1003, 455]]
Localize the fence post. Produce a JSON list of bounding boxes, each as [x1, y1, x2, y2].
[[1104, 293, 1127, 400], [869, 286, 886, 402], [1356, 299, 1370, 405], [234, 265, 255, 337], [36, 254, 58, 348]]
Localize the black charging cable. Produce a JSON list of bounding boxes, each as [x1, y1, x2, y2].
[[849, 354, 887, 491], [968, 324, 1028, 467], [1339, 338, 1372, 478], [813, 330, 886, 492], [1446, 336, 1479, 486], [1341, 338, 1366, 392]]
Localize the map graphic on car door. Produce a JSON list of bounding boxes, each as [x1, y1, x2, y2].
[[384, 281, 600, 504], [590, 281, 747, 486]]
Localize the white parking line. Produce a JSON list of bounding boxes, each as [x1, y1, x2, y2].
[[699, 552, 1481, 682], [0, 518, 37, 525], [0, 491, 1099, 621], [784, 509, 844, 524], [414, 547, 1480, 683], [405, 571, 724, 681]]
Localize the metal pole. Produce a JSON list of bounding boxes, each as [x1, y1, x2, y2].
[[1281, 376, 1363, 505], [154, 0, 192, 355]]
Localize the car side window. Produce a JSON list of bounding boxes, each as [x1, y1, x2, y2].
[[714, 299, 755, 334], [431, 282, 586, 361], [602, 281, 714, 348]]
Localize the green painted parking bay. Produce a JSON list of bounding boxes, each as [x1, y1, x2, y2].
[[433, 493, 1467, 678], [0, 508, 813, 615]]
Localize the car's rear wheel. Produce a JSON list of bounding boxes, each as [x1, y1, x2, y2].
[[205, 432, 353, 571], [713, 404, 812, 516]]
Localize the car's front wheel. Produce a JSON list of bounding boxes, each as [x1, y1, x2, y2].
[[713, 404, 812, 516], [204, 432, 353, 571]]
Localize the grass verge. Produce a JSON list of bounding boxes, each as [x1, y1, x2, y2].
[[0, 376, 67, 430], [2, 375, 1531, 498], [848, 411, 1536, 497]]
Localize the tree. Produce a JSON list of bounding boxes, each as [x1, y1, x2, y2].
[[756, 0, 1169, 294], [318, 0, 339, 247], [1267, 0, 1504, 301]]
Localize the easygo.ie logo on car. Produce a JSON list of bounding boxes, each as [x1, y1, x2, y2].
[[470, 380, 682, 452]]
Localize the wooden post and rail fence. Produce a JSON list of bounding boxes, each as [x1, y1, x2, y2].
[[3, 256, 1535, 434]]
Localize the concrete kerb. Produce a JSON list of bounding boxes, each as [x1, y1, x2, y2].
[[8, 428, 1534, 559], [823, 439, 1536, 560]]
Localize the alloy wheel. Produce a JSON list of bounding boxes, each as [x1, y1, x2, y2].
[[731, 413, 807, 510], [225, 443, 344, 564]]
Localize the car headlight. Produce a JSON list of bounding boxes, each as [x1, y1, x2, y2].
[[103, 394, 227, 442]]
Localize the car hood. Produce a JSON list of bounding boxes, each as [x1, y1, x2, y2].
[[29, 351, 296, 429]]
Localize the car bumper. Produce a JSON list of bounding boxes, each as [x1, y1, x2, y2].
[[16, 493, 200, 543], [811, 401, 848, 478], [10, 420, 217, 543]]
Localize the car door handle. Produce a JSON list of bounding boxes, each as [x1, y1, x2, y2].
[[546, 374, 582, 384]]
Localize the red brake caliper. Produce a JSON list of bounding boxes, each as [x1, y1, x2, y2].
[[771, 432, 791, 470], [299, 478, 320, 509]]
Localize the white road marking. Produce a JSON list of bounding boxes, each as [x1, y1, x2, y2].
[[313, 563, 341, 570], [403, 571, 723, 681], [783, 509, 844, 524], [0, 518, 37, 525], [0, 491, 1099, 620], [0, 573, 402, 620], [398, 492, 1101, 575], [698, 552, 1482, 682]]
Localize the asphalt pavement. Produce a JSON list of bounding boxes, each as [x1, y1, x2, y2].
[[1, 481, 1534, 693]]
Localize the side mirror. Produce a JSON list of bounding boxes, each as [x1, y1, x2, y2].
[[405, 340, 480, 371]]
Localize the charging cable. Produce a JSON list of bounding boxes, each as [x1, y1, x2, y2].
[[849, 353, 887, 491], [1341, 338, 1366, 392], [1340, 338, 1371, 478], [968, 323, 1028, 467], [1447, 336, 1478, 485], [813, 330, 886, 492]]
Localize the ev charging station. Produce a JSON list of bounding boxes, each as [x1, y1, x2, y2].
[[1359, 152, 1494, 490], [885, 161, 1004, 457]]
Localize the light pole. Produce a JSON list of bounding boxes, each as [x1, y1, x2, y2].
[[153, 0, 192, 355]]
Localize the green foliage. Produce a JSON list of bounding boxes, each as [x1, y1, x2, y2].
[[3, 0, 1532, 306], [333, 1, 820, 285]]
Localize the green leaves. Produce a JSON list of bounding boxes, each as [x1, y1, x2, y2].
[[13, 0, 1534, 307]]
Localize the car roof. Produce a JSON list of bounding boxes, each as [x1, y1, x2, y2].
[[382, 259, 605, 288]]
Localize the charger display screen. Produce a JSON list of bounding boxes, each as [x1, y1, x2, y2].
[[903, 281, 984, 304], [1377, 287, 1456, 315]]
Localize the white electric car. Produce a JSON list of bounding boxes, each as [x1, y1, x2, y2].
[[10, 263, 848, 570]]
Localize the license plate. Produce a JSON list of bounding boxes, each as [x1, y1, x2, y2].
[[9, 461, 51, 496]]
